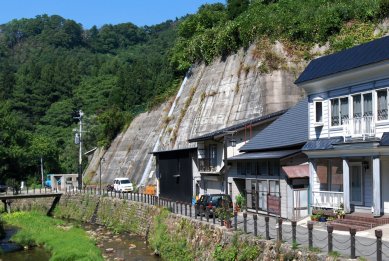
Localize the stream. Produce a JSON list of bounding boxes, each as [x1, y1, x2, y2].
[[0, 223, 160, 261]]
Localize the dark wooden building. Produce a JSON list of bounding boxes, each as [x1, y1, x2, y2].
[[152, 148, 197, 203]]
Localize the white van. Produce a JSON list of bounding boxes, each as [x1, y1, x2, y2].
[[113, 178, 134, 192]]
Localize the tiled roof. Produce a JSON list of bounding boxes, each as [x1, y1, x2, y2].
[[151, 147, 197, 155], [302, 137, 344, 151], [282, 165, 309, 179], [295, 36, 389, 84], [227, 149, 300, 161], [380, 132, 389, 146], [240, 99, 308, 152], [188, 110, 286, 142]]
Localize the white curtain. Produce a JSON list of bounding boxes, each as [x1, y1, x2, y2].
[[331, 99, 339, 126], [377, 90, 388, 120], [353, 95, 361, 118], [363, 93, 372, 116]]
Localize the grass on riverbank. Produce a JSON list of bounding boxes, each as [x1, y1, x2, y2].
[[2, 211, 103, 261]]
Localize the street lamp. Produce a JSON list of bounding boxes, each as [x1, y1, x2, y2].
[[99, 157, 105, 194]]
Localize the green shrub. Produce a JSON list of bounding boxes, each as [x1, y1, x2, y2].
[[172, 0, 385, 71]]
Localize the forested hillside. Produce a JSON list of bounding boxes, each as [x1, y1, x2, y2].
[[1, 0, 389, 185], [0, 15, 178, 183]]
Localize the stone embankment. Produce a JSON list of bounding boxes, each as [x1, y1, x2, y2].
[[1, 194, 347, 260]]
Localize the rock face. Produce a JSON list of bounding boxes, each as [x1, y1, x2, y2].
[[87, 44, 305, 186]]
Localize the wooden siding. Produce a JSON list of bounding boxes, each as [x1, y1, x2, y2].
[[280, 175, 288, 218]]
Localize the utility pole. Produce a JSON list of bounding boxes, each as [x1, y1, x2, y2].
[[74, 110, 84, 189], [40, 157, 44, 187]]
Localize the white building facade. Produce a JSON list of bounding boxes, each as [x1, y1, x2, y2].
[[297, 36, 389, 216]]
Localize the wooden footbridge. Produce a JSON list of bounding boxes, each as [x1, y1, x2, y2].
[[0, 191, 62, 216]]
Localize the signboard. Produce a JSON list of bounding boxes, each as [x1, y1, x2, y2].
[[267, 195, 281, 215]]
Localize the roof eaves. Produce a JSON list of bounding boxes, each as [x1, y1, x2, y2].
[[187, 110, 286, 143]]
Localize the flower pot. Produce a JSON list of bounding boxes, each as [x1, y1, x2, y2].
[[224, 220, 232, 228], [319, 217, 327, 222]]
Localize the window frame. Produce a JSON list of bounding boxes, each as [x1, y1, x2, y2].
[[313, 100, 323, 126], [330, 96, 349, 127], [376, 88, 389, 122]]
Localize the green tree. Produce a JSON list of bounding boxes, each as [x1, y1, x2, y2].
[[227, 0, 250, 19]]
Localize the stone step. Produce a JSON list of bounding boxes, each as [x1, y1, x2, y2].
[[330, 219, 374, 230], [329, 222, 370, 232], [344, 215, 389, 226]]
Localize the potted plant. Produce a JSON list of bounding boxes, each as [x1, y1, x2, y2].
[[235, 194, 246, 212], [215, 204, 233, 228], [310, 214, 319, 221], [335, 203, 345, 219]]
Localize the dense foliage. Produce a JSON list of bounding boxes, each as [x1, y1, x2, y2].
[[171, 0, 389, 72], [0, 15, 178, 183]]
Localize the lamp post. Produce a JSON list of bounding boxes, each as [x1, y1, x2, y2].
[[99, 157, 105, 194]]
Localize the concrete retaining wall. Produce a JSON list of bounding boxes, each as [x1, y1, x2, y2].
[[2, 194, 336, 261]]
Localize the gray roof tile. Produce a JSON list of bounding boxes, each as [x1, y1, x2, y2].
[[302, 137, 343, 151], [295, 36, 389, 84], [240, 99, 308, 152], [188, 110, 286, 142]]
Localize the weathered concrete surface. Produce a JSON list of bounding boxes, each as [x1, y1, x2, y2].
[[87, 106, 169, 185], [86, 43, 305, 187]]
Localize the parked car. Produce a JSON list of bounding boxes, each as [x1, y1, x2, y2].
[[0, 184, 8, 193], [113, 178, 134, 192], [195, 194, 233, 216]]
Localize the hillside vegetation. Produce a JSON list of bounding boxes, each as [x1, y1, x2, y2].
[[171, 0, 389, 72], [0, 15, 178, 182], [0, 0, 388, 183]]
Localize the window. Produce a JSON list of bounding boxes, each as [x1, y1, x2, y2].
[[353, 94, 361, 118], [331, 99, 339, 126], [316, 159, 343, 192], [209, 144, 217, 167], [237, 162, 243, 175], [377, 89, 388, 121], [331, 97, 349, 126], [268, 160, 279, 176], [246, 161, 252, 175], [269, 181, 280, 196], [352, 92, 373, 118], [314, 101, 323, 123], [363, 93, 373, 117]]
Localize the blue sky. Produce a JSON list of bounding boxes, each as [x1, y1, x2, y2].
[[0, 0, 223, 29]]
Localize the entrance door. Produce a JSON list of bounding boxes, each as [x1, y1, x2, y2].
[[350, 164, 363, 205]]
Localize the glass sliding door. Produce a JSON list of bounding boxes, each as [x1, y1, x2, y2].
[[350, 164, 363, 205]]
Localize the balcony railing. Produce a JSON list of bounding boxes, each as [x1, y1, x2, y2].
[[343, 116, 375, 141], [198, 158, 218, 172], [312, 190, 343, 209]]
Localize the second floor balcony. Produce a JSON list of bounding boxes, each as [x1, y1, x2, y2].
[[198, 158, 218, 173], [343, 116, 375, 141]]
